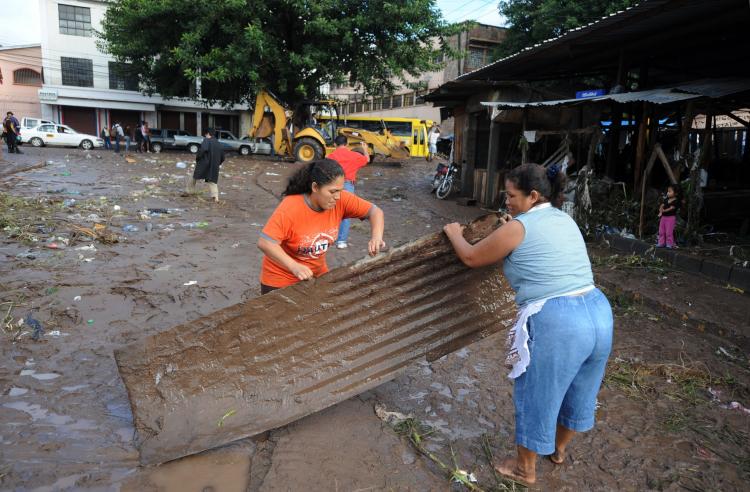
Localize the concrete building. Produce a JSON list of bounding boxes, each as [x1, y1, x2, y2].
[[36, 0, 250, 137], [327, 23, 506, 133], [0, 45, 44, 119]]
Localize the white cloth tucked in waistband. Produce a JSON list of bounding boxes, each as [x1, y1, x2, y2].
[[505, 285, 595, 379]]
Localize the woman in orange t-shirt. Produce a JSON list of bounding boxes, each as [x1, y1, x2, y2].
[[257, 158, 385, 294]]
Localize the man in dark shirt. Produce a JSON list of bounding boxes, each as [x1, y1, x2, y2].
[[185, 129, 225, 203]]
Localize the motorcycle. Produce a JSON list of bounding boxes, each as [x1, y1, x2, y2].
[[432, 161, 461, 199]]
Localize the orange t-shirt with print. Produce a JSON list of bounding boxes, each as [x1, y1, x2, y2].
[[260, 191, 374, 287]]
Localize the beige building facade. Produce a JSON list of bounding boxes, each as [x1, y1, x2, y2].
[[327, 24, 506, 134], [0, 45, 44, 120]]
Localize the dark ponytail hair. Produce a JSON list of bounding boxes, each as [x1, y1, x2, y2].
[[283, 158, 344, 196], [506, 163, 567, 208]]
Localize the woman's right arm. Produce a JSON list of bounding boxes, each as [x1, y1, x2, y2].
[[443, 219, 524, 268], [257, 237, 313, 281]]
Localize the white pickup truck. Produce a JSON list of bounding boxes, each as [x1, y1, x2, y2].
[[173, 130, 271, 156]]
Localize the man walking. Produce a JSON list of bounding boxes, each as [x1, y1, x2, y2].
[[102, 126, 111, 150], [427, 123, 440, 162], [3, 111, 22, 154], [185, 129, 224, 203], [327, 135, 370, 249], [113, 122, 124, 153]]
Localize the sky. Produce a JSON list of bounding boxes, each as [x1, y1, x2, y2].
[[0, 0, 504, 47]]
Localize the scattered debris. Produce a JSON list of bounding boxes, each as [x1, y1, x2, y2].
[[183, 281, 198, 286], [25, 314, 44, 341], [216, 409, 236, 427]]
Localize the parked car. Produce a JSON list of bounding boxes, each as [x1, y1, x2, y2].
[[22, 123, 104, 150], [173, 129, 261, 155], [21, 117, 55, 129], [148, 128, 194, 153]]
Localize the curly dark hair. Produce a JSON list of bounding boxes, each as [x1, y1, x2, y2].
[[506, 163, 567, 208], [283, 158, 344, 196]]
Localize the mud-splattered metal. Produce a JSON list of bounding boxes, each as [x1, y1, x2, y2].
[[114, 213, 517, 465]]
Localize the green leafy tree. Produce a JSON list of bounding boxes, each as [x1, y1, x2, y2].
[[98, 0, 459, 105], [496, 0, 640, 58]]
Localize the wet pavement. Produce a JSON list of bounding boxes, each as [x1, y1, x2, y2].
[[1, 147, 748, 491]]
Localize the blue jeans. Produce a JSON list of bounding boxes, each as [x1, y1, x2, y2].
[[114, 137, 120, 153], [513, 288, 613, 455], [336, 180, 356, 243]]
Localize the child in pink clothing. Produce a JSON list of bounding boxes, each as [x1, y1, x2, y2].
[[657, 185, 679, 248]]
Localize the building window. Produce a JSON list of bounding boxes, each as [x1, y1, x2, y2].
[[108, 62, 139, 91], [381, 96, 391, 110], [363, 100, 371, 112], [467, 47, 488, 70], [348, 102, 356, 114], [403, 93, 414, 106], [59, 4, 92, 37], [13, 68, 42, 86], [391, 94, 403, 108], [61, 57, 94, 87]]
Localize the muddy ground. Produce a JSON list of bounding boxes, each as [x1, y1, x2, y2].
[[1, 148, 748, 491]]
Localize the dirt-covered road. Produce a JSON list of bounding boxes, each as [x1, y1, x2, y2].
[[1, 148, 748, 491]]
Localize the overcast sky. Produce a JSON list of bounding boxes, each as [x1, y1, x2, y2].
[[0, 0, 503, 47]]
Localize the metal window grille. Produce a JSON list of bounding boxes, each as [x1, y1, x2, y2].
[[381, 96, 391, 110], [58, 4, 92, 37], [403, 93, 414, 106], [108, 62, 139, 91], [61, 57, 93, 87], [13, 68, 42, 86], [391, 94, 402, 108], [468, 47, 485, 69]]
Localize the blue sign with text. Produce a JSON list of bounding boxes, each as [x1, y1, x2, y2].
[[576, 89, 606, 99]]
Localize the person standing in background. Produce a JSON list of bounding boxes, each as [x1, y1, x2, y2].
[[124, 125, 132, 153], [3, 112, 22, 154], [102, 126, 111, 150], [326, 135, 370, 249], [427, 123, 440, 162]]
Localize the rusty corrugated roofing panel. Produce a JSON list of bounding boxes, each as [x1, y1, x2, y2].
[[114, 214, 517, 465]]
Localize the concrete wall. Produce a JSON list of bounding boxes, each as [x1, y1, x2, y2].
[[0, 46, 43, 119]]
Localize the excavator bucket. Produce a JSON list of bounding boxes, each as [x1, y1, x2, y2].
[[114, 214, 516, 465], [339, 127, 411, 160]]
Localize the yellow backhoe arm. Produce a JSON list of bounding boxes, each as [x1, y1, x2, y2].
[[249, 90, 291, 156]]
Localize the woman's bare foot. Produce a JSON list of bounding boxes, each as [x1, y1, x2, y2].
[[549, 449, 565, 465], [494, 457, 536, 484]]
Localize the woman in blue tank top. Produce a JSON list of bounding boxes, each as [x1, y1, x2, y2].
[[444, 163, 613, 485]]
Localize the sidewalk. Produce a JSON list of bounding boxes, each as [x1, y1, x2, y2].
[[604, 233, 750, 291], [591, 246, 750, 352]]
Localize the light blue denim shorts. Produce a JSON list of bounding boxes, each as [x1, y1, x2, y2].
[[513, 287, 613, 455]]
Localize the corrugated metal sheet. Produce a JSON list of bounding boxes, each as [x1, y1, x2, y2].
[[115, 214, 517, 465], [481, 88, 699, 110], [675, 78, 750, 98], [480, 78, 750, 111]]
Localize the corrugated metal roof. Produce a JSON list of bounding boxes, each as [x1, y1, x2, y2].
[[456, 0, 750, 83], [480, 78, 750, 110], [481, 88, 699, 109], [675, 78, 750, 98], [115, 214, 517, 465], [458, 0, 670, 81]]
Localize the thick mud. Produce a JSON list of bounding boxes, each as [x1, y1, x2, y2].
[[1, 148, 748, 490]]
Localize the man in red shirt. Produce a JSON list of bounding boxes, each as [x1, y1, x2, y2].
[[326, 135, 370, 249]]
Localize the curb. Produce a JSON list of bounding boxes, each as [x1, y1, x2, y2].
[[602, 234, 750, 291], [596, 276, 749, 352]]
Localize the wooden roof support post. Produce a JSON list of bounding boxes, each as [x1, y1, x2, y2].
[[633, 101, 650, 191], [521, 109, 528, 164], [486, 118, 501, 206], [605, 103, 622, 178], [638, 145, 660, 238]]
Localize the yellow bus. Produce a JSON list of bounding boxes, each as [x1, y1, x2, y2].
[[319, 115, 434, 158]]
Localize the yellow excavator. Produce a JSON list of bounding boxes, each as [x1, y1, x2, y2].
[[248, 89, 410, 162]]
